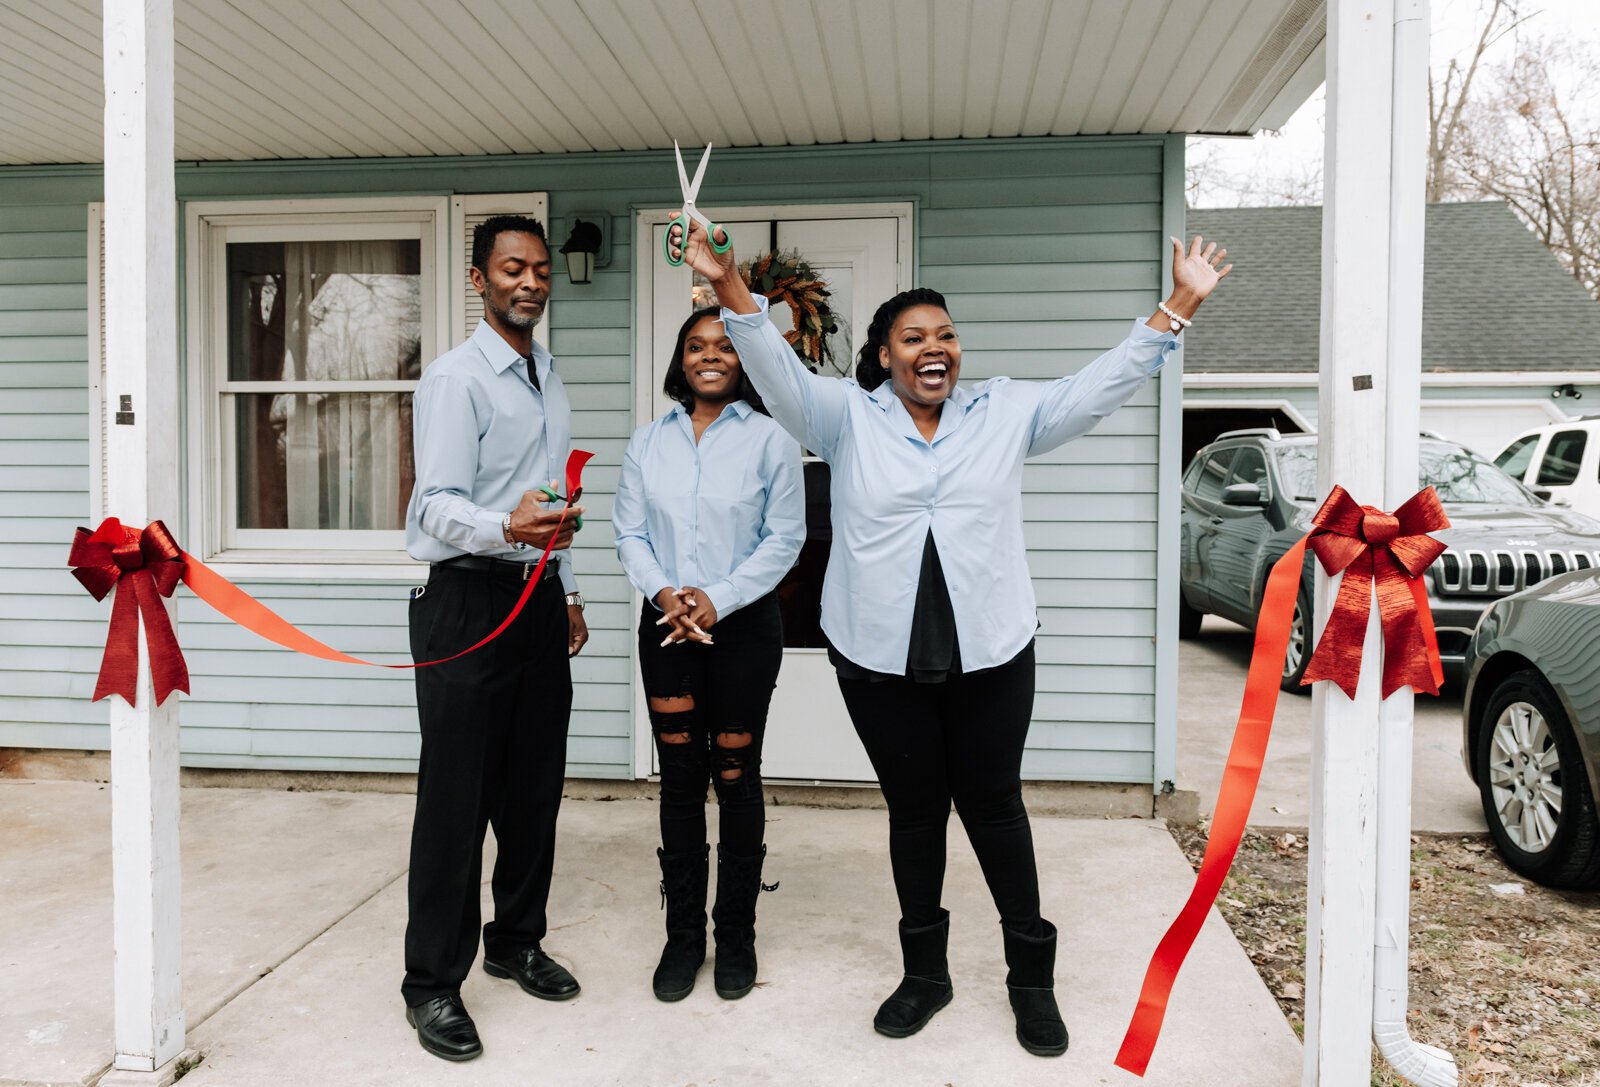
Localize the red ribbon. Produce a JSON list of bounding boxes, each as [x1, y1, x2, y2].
[[68, 519, 192, 707], [1114, 486, 1447, 1077], [69, 450, 592, 706]]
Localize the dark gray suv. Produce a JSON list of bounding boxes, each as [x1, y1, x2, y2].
[[1179, 429, 1600, 691]]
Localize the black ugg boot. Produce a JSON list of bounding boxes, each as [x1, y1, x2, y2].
[[711, 844, 771, 999], [652, 845, 709, 1001], [1003, 919, 1069, 1056], [872, 909, 954, 1038]]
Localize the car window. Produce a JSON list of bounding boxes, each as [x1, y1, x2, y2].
[[1182, 457, 1204, 491], [1536, 430, 1587, 487], [1226, 447, 1269, 494], [1422, 444, 1535, 504], [1495, 434, 1538, 478], [1190, 449, 1235, 502], [1274, 442, 1535, 505]]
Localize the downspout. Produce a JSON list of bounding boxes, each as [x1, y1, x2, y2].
[[1373, 2, 1459, 1083]]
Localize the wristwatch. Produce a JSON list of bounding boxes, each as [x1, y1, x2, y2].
[[501, 512, 527, 551], [565, 592, 585, 610]]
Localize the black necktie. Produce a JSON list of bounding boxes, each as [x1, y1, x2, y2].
[[522, 354, 541, 393]]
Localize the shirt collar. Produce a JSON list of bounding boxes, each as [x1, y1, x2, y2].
[[671, 399, 754, 424], [471, 319, 552, 376], [866, 380, 975, 412]]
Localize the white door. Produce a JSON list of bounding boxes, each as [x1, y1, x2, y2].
[[639, 208, 907, 783]]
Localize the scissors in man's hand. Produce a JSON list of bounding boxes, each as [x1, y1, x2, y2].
[[538, 484, 583, 532], [663, 140, 733, 266]]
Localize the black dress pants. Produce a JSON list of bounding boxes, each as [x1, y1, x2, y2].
[[636, 593, 783, 856], [401, 562, 572, 1006], [837, 643, 1042, 932]]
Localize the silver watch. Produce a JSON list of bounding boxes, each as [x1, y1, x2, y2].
[[565, 592, 585, 610], [502, 512, 527, 551]]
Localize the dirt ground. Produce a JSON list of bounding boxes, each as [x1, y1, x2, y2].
[[1171, 825, 1600, 1087]]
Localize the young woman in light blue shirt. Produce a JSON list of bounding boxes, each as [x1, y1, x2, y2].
[[613, 307, 805, 1004], [672, 220, 1231, 1056]]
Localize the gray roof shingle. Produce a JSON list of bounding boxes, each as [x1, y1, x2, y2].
[[1183, 202, 1600, 373]]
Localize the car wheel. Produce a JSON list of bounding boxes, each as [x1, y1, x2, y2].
[[1178, 592, 1203, 639], [1475, 669, 1600, 889], [1279, 586, 1312, 694]]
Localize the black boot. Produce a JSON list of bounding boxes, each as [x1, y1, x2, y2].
[[873, 909, 954, 1038], [711, 843, 770, 999], [653, 845, 709, 1001], [1003, 919, 1068, 1057]]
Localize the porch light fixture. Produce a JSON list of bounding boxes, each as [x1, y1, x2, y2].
[[559, 218, 603, 285]]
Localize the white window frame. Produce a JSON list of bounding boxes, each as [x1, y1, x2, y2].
[[184, 197, 451, 574]]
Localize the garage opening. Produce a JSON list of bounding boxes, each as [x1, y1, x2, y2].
[[1181, 407, 1308, 471]]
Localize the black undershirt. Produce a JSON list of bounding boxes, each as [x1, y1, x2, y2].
[[829, 529, 962, 684]]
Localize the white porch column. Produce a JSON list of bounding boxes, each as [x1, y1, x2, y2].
[[1303, 0, 1396, 1082], [103, 0, 185, 1073]]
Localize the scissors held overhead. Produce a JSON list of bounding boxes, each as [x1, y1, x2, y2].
[[664, 140, 733, 266]]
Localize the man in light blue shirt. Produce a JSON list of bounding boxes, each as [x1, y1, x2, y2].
[[399, 215, 587, 1063]]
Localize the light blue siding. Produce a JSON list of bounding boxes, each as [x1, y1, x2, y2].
[[0, 137, 1176, 785]]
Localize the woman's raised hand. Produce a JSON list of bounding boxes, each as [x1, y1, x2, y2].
[[670, 217, 738, 282], [1170, 234, 1232, 306]]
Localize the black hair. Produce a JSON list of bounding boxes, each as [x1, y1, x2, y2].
[[662, 307, 767, 413], [471, 214, 548, 275], [854, 287, 952, 390]]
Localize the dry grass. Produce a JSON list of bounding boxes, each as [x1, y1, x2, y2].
[[1170, 825, 1600, 1087]]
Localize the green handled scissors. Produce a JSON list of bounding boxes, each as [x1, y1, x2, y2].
[[538, 484, 583, 532], [663, 140, 733, 266]]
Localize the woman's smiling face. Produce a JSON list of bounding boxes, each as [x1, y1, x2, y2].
[[681, 314, 743, 405], [880, 304, 961, 410]]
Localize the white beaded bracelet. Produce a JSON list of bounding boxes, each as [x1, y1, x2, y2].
[[1157, 302, 1192, 333]]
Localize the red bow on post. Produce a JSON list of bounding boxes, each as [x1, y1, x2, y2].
[[1302, 486, 1450, 698], [68, 518, 191, 706]]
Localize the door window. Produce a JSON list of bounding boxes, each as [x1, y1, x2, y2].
[[1537, 430, 1587, 486], [1495, 434, 1538, 478], [1226, 446, 1269, 497]]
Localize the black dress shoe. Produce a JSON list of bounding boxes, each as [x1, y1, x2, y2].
[[405, 994, 482, 1062], [483, 946, 581, 1001]]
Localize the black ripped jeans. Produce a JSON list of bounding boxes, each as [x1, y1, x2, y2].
[[636, 592, 783, 856], [837, 643, 1042, 932]]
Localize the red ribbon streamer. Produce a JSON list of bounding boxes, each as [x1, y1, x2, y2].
[[1114, 486, 1447, 1077], [69, 450, 592, 707]]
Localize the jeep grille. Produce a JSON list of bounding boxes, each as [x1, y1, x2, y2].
[[1435, 548, 1599, 595]]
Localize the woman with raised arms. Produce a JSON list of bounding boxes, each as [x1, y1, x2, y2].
[[669, 219, 1229, 1055]]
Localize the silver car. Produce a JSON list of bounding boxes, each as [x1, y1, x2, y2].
[[1462, 568, 1600, 888]]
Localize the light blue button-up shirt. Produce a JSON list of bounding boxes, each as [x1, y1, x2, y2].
[[404, 319, 577, 592], [721, 296, 1178, 674], [613, 400, 805, 619]]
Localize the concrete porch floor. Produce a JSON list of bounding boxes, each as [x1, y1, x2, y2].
[[1, 780, 1299, 1087]]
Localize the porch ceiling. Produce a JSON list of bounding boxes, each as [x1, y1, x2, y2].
[[1, 0, 1325, 167]]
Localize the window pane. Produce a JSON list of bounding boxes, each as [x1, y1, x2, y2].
[[227, 240, 423, 382], [1537, 430, 1587, 486], [1227, 447, 1268, 489], [235, 392, 415, 530], [1495, 435, 1537, 477]]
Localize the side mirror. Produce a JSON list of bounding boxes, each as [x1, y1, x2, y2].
[[1222, 482, 1266, 507], [1531, 487, 1553, 502]]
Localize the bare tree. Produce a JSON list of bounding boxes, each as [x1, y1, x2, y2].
[[1451, 41, 1600, 297], [1427, 0, 1536, 202]]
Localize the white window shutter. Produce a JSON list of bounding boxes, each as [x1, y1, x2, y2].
[[87, 202, 107, 523], [450, 193, 551, 346]]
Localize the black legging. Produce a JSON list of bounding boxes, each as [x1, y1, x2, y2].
[[636, 593, 783, 855], [837, 643, 1042, 932]]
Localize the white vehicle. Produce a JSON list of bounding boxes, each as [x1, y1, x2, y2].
[[1495, 417, 1600, 520]]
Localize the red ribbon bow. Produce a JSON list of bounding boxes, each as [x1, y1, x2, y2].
[[68, 518, 191, 707], [1115, 485, 1448, 1076], [1302, 485, 1449, 698]]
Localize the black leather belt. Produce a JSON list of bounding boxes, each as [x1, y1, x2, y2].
[[436, 555, 559, 582]]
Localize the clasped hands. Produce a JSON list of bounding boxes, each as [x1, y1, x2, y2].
[[654, 586, 717, 646]]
